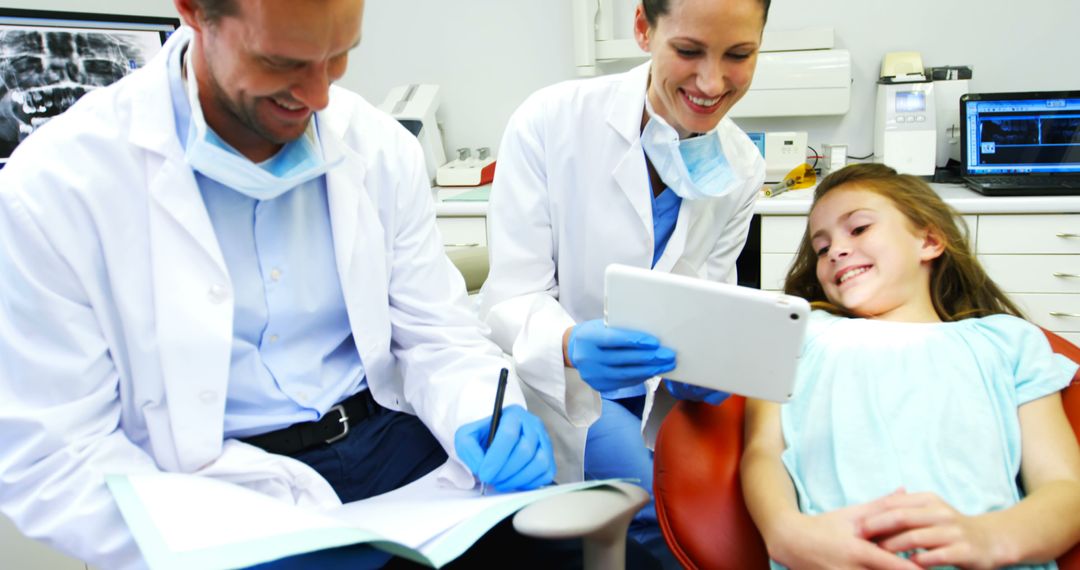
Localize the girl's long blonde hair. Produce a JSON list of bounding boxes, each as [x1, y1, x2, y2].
[[783, 163, 1024, 321]]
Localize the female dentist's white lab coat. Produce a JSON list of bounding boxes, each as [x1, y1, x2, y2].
[[479, 62, 766, 482], [0, 29, 521, 569]]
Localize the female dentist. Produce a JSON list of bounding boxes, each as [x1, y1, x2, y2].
[[479, 0, 770, 556]]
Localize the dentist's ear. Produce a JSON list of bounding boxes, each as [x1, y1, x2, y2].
[[633, 4, 654, 53], [919, 227, 946, 262]]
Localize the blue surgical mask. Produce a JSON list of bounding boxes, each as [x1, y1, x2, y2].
[[182, 50, 340, 200], [640, 96, 737, 201]]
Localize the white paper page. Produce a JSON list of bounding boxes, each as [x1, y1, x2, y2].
[[127, 473, 343, 553], [329, 470, 529, 549]]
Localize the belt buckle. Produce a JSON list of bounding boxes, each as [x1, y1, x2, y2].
[[324, 404, 350, 444]]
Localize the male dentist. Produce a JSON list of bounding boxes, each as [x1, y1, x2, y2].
[[0, 0, 557, 567]]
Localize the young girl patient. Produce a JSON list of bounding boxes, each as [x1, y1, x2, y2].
[[741, 164, 1080, 569]]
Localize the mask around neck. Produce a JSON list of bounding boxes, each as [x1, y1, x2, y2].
[[640, 94, 737, 201], [181, 46, 340, 200]]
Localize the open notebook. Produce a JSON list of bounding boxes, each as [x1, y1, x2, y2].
[[107, 468, 619, 569]]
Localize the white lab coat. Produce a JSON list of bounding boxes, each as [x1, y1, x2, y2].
[[478, 62, 766, 482], [0, 29, 523, 569]]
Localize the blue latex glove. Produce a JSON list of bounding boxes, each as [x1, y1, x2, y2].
[[567, 319, 676, 392], [664, 379, 730, 406], [454, 405, 556, 493]]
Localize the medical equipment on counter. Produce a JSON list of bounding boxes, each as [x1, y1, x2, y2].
[[379, 84, 446, 183], [874, 52, 936, 176], [763, 131, 808, 183], [929, 66, 973, 168], [436, 147, 496, 187], [821, 144, 848, 176], [728, 28, 851, 118], [763, 163, 816, 198]]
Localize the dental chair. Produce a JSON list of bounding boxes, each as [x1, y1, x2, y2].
[[653, 329, 1080, 569]]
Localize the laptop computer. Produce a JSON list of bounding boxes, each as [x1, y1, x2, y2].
[[960, 91, 1080, 196]]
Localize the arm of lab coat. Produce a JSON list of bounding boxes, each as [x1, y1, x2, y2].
[[477, 98, 601, 429], [0, 184, 342, 569], [0, 189, 161, 569], [385, 133, 528, 486]]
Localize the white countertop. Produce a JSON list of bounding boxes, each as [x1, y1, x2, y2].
[[435, 183, 1080, 217], [756, 183, 1080, 216]]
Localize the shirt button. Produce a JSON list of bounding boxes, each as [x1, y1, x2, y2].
[[199, 391, 218, 404], [269, 334, 280, 343], [270, 268, 282, 282], [207, 284, 229, 304]]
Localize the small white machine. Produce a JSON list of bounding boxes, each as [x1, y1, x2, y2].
[[379, 84, 446, 183], [764, 131, 808, 183], [874, 52, 937, 176], [929, 66, 973, 168], [436, 147, 496, 187]]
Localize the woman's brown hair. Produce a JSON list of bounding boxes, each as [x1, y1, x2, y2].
[[783, 163, 1024, 321]]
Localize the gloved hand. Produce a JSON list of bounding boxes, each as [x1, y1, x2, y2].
[[454, 405, 556, 493], [566, 319, 676, 392], [664, 379, 730, 406]]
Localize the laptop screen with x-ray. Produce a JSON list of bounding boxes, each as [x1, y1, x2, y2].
[[961, 91, 1080, 176]]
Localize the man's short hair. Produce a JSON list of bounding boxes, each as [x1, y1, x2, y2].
[[193, 0, 239, 22]]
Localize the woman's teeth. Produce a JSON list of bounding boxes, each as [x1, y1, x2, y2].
[[687, 93, 720, 106]]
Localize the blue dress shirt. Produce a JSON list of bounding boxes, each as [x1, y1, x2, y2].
[[167, 43, 365, 438]]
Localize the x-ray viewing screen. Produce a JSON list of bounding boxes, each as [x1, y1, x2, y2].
[[0, 9, 178, 164]]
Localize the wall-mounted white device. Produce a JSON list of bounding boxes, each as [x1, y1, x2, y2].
[[378, 84, 446, 183], [874, 52, 936, 176], [764, 131, 808, 183], [729, 28, 851, 118]]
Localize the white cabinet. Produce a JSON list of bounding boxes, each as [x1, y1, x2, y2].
[[435, 216, 487, 251], [976, 214, 1080, 345]]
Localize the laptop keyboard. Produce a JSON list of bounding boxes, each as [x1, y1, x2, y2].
[[977, 175, 1080, 189]]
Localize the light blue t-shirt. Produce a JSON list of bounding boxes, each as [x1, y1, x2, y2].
[[775, 311, 1076, 570]]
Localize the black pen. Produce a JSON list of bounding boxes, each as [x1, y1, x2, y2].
[[480, 368, 509, 495]]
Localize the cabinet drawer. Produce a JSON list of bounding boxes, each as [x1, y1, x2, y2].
[[760, 216, 807, 253], [436, 216, 486, 249], [976, 214, 1080, 254], [1008, 293, 1080, 332], [762, 253, 797, 291], [980, 255, 1080, 294]]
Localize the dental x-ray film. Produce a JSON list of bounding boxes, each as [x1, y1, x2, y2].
[[0, 10, 177, 164]]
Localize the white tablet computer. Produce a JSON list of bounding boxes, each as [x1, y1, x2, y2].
[[604, 264, 810, 403]]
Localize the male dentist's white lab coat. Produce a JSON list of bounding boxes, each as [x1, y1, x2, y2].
[[479, 62, 766, 482], [0, 29, 522, 569]]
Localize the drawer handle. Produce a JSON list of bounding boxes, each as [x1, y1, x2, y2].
[[1049, 311, 1080, 318], [1053, 272, 1080, 278], [444, 242, 482, 248], [1056, 232, 1080, 238]]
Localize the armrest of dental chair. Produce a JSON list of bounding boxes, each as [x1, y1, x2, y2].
[[653, 329, 1080, 570]]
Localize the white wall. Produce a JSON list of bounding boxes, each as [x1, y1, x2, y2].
[[349, 0, 1080, 161], [5, 0, 1078, 157]]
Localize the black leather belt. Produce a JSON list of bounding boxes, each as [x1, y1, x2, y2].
[[241, 390, 379, 456]]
